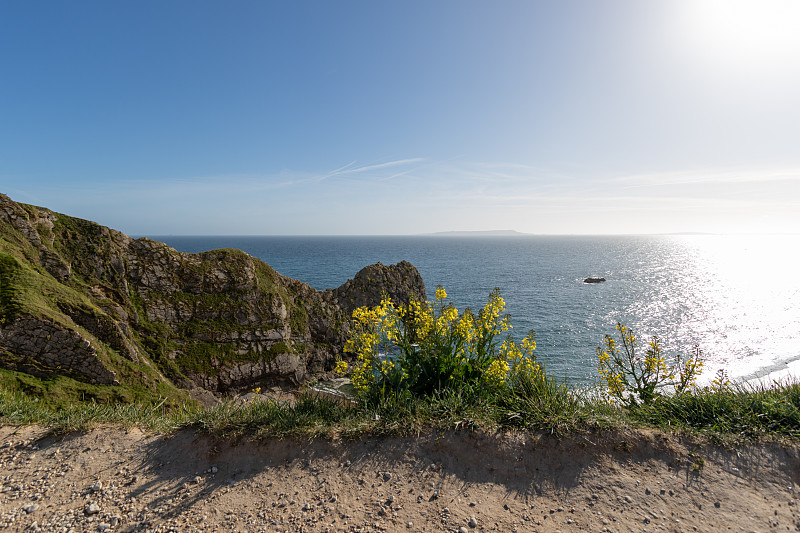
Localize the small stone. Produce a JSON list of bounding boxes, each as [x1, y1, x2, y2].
[[211, 466, 218, 474], [557, 507, 564, 512], [344, 460, 351, 467], [459, 527, 469, 533], [85, 503, 101, 515], [407, 522, 413, 528], [383, 472, 392, 482], [98, 523, 111, 532], [468, 516, 478, 528], [567, 518, 575, 524], [504, 504, 510, 510], [302, 503, 311, 511], [644, 517, 651, 524], [645, 488, 652, 495], [194, 476, 202, 484], [624, 496, 633, 503], [714, 501, 721, 508], [91, 481, 103, 492], [22, 503, 39, 514]]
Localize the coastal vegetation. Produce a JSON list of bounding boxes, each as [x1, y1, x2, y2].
[[2, 287, 799, 443]]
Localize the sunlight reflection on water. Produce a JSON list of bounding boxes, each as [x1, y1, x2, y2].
[[625, 235, 800, 384]]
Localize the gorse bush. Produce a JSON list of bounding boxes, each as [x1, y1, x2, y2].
[[338, 287, 544, 403], [596, 322, 704, 406]]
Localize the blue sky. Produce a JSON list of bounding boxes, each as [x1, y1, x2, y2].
[[2, 0, 799, 235]]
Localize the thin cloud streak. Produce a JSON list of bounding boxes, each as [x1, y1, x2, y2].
[[9, 158, 799, 235], [314, 158, 427, 182], [611, 167, 800, 188]]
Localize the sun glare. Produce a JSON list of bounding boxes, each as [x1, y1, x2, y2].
[[672, 0, 800, 79]]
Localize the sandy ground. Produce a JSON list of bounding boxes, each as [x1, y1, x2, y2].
[[1, 425, 799, 533]]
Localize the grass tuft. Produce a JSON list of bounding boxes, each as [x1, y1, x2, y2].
[[633, 380, 800, 438]]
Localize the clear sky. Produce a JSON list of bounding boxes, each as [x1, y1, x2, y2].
[[2, 0, 799, 235]]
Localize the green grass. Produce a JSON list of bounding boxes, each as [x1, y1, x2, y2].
[[632, 380, 800, 439], [4, 370, 799, 442]]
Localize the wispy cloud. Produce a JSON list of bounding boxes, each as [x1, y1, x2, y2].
[[314, 158, 427, 182], [610, 167, 800, 188], [12, 158, 799, 235]]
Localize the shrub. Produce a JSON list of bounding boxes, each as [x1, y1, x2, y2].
[[337, 287, 543, 403], [596, 322, 704, 407]]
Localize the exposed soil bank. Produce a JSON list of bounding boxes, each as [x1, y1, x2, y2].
[[1, 426, 799, 532]]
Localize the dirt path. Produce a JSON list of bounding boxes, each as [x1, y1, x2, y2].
[[1, 425, 799, 532]]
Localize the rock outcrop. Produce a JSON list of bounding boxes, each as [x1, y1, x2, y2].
[[0, 193, 426, 395], [584, 277, 606, 283]]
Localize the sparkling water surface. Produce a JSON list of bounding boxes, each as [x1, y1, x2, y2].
[[150, 234, 800, 386]]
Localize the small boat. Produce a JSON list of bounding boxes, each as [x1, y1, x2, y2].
[[584, 277, 606, 283]]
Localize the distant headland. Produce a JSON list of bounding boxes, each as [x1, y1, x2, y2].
[[423, 230, 529, 237]]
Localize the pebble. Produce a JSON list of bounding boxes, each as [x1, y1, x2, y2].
[[459, 527, 469, 533], [468, 516, 478, 528], [85, 503, 101, 515], [624, 495, 633, 503], [383, 472, 392, 482], [22, 503, 39, 514]]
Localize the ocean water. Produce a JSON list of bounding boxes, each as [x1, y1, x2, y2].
[[150, 234, 800, 386]]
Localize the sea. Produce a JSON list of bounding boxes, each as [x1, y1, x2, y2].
[[149, 234, 800, 387]]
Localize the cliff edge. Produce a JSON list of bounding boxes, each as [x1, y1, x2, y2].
[[0, 194, 425, 403]]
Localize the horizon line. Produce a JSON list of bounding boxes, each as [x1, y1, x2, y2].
[[135, 231, 800, 238]]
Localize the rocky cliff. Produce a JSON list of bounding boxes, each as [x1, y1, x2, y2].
[[0, 194, 425, 401]]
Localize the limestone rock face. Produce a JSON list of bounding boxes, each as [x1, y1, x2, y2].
[[0, 316, 119, 385], [0, 193, 426, 394], [333, 261, 427, 316]]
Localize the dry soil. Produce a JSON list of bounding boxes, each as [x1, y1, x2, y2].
[[1, 425, 799, 532]]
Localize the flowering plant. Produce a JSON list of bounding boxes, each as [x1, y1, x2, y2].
[[336, 287, 542, 400], [597, 323, 704, 406]]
